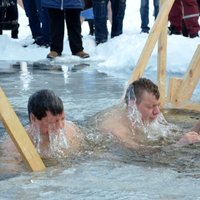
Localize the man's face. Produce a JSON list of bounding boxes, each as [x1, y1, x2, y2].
[[31, 111, 65, 135], [136, 91, 160, 124]]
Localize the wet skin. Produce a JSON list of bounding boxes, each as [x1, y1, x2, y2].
[[136, 91, 160, 124], [30, 111, 65, 136]]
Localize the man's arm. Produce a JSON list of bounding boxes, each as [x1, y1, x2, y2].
[[175, 120, 200, 147], [191, 120, 200, 134], [175, 131, 200, 147]]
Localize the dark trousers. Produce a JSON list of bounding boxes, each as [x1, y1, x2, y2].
[[93, 0, 126, 43], [110, 0, 126, 38], [22, 0, 50, 42], [140, 0, 159, 32], [22, 0, 40, 38], [0, 0, 19, 38], [48, 8, 83, 55]]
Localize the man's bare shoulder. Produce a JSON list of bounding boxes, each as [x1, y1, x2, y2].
[[65, 120, 84, 148], [96, 104, 133, 138]]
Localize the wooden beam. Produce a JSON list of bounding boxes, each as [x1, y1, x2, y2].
[[128, 0, 175, 84], [167, 77, 182, 103], [0, 87, 45, 171], [172, 45, 200, 105], [157, 0, 168, 108]]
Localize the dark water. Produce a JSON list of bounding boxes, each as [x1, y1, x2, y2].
[[0, 61, 200, 200]]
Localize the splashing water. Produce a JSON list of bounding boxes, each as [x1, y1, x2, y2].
[[49, 128, 69, 158], [28, 124, 42, 154], [128, 102, 143, 127], [128, 104, 181, 141], [27, 124, 69, 158], [143, 113, 180, 141]]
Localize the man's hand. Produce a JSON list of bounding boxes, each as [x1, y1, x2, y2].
[[175, 131, 200, 147]]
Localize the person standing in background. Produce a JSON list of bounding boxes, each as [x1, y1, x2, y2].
[[0, 0, 19, 38], [42, 0, 89, 59], [80, 2, 112, 37], [92, 0, 126, 45], [22, 0, 50, 47], [140, 0, 159, 33], [168, 0, 200, 38]]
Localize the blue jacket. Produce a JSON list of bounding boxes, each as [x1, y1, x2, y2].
[[42, 0, 84, 10]]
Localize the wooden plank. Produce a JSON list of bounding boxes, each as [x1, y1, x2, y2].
[[172, 45, 200, 105], [157, 0, 168, 108], [128, 0, 175, 84], [167, 77, 182, 103], [0, 87, 45, 171]]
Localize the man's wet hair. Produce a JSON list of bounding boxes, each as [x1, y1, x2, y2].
[[28, 89, 64, 120], [125, 78, 160, 105]]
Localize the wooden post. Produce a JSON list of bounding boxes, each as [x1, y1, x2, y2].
[[167, 77, 182, 103], [171, 45, 200, 105], [157, 0, 168, 108], [128, 0, 175, 84], [0, 87, 45, 171]]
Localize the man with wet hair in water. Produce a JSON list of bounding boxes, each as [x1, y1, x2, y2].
[[125, 79, 200, 147], [124, 78, 160, 124], [27, 89, 83, 157], [97, 77, 161, 149], [97, 77, 200, 148]]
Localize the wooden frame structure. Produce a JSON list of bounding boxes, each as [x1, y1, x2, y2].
[[128, 0, 200, 112]]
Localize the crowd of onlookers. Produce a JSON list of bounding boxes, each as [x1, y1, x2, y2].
[[0, 0, 199, 58]]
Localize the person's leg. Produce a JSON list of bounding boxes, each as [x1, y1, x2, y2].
[[48, 8, 64, 55], [11, 0, 19, 39], [140, 0, 150, 33], [87, 19, 95, 35], [168, 0, 182, 34], [11, 26, 19, 39], [110, 0, 126, 38], [65, 9, 89, 58], [182, 0, 200, 37], [93, 0, 108, 44], [65, 9, 83, 54], [22, 0, 41, 39], [35, 0, 50, 45], [153, 0, 159, 19]]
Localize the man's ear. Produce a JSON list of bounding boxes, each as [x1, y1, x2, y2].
[[30, 113, 36, 123]]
